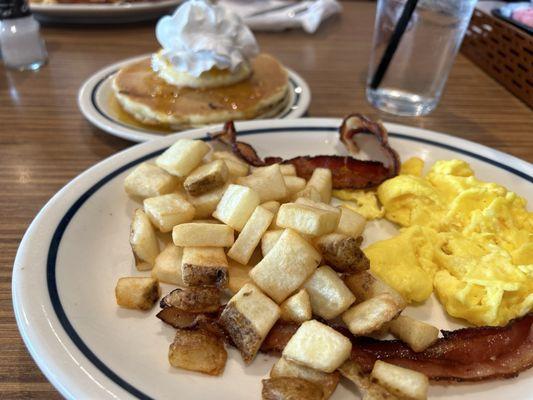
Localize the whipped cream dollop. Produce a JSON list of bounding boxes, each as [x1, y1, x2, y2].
[[153, 0, 259, 78]]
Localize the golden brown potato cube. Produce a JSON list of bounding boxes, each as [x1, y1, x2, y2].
[[124, 162, 178, 200], [156, 139, 210, 178], [282, 320, 351, 373], [306, 168, 332, 203], [130, 209, 159, 271], [262, 377, 323, 400], [183, 160, 229, 196], [261, 230, 284, 256], [219, 283, 280, 363], [292, 186, 322, 202], [280, 164, 297, 176], [181, 247, 228, 287], [276, 203, 339, 237], [315, 233, 369, 273], [213, 184, 260, 231], [371, 360, 429, 400], [339, 360, 397, 400], [227, 260, 252, 294], [389, 316, 439, 352], [283, 176, 306, 198], [187, 184, 228, 219], [250, 229, 321, 303], [228, 205, 273, 265], [172, 222, 234, 247], [237, 164, 288, 202], [280, 289, 312, 323], [160, 286, 220, 313], [304, 266, 355, 320], [271, 358, 340, 400], [151, 244, 184, 286], [344, 271, 406, 308], [115, 277, 159, 310], [336, 206, 366, 238], [168, 328, 227, 376], [342, 294, 402, 336], [143, 193, 195, 232]]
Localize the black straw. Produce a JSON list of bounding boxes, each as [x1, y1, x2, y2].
[[370, 0, 419, 89]]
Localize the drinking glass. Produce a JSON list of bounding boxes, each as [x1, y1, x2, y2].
[[366, 0, 477, 116]]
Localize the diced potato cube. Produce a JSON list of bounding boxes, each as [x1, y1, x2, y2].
[[371, 361, 429, 400], [124, 163, 178, 199], [130, 209, 159, 271], [282, 320, 351, 373], [284, 176, 307, 197], [115, 277, 159, 310], [292, 186, 322, 202], [306, 168, 332, 203], [262, 377, 323, 400], [187, 184, 228, 219], [344, 271, 406, 308], [143, 193, 195, 232], [183, 160, 229, 196], [228, 206, 273, 265], [181, 247, 228, 287], [213, 184, 260, 231], [280, 289, 312, 323], [172, 223, 234, 247], [295, 197, 339, 213], [342, 294, 402, 336], [156, 139, 210, 178], [236, 164, 287, 202], [250, 229, 320, 303], [160, 286, 220, 313], [271, 358, 340, 400], [261, 230, 284, 256], [280, 164, 297, 176], [225, 159, 250, 179], [339, 360, 395, 400], [228, 260, 252, 294], [168, 328, 227, 376], [315, 233, 369, 273], [151, 244, 184, 286], [389, 316, 439, 352], [276, 203, 340, 237], [219, 283, 280, 362], [262, 201, 281, 230], [304, 266, 355, 320], [336, 206, 366, 238]]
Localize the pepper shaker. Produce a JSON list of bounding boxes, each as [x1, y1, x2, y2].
[[0, 0, 47, 70]]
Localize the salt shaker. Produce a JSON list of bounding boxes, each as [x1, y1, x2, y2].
[[0, 0, 47, 70]]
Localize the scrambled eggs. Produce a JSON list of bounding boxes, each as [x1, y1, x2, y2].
[[332, 190, 385, 220], [364, 158, 533, 326]]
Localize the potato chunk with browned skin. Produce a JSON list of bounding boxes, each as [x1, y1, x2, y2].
[[371, 361, 428, 400], [279, 289, 312, 323], [282, 320, 352, 373], [389, 316, 439, 352], [342, 294, 403, 336], [143, 193, 195, 233], [124, 162, 178, 199], [184, 160, 229, 196], [156, 139, 210, 178], [219, 283, 280, 363], [168, 328, 227, 376], [187, 184, 228, 219], [181, 247, 228, 288], [271, 357, 340, 400], [262, 377, 323, 400], [160, 286, 220, 313], [115, 277, 159, 310], [130, 209, 159, 271], [339, 360, 398, 400], [315, 233, 369, 273], [343, 271, 406, 308]]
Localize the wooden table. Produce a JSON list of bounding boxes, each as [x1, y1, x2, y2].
[[1, 2, 532, 398]]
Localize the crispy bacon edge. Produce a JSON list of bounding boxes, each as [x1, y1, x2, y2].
[[260, 313, 533, 382], [208, 115, 401, 189]]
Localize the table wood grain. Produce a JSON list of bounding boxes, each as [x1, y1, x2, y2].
[[0, 2, 531, 398]]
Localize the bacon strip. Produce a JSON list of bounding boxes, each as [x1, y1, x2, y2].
[[208, 115, 401, 189], [260, 314, 533, 382]]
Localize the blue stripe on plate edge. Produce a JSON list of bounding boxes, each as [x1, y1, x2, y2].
[[46, 126, 532, 399]]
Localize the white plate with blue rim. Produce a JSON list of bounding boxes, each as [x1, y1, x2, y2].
[[12, 118, 532, 399], [78, 54, 311, 143]]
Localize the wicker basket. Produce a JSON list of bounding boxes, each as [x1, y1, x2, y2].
[[461, 8, 532, 108]]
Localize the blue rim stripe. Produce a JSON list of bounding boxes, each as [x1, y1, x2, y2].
[[46, 126, 532, 400], [91, 72, 302, 132]]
